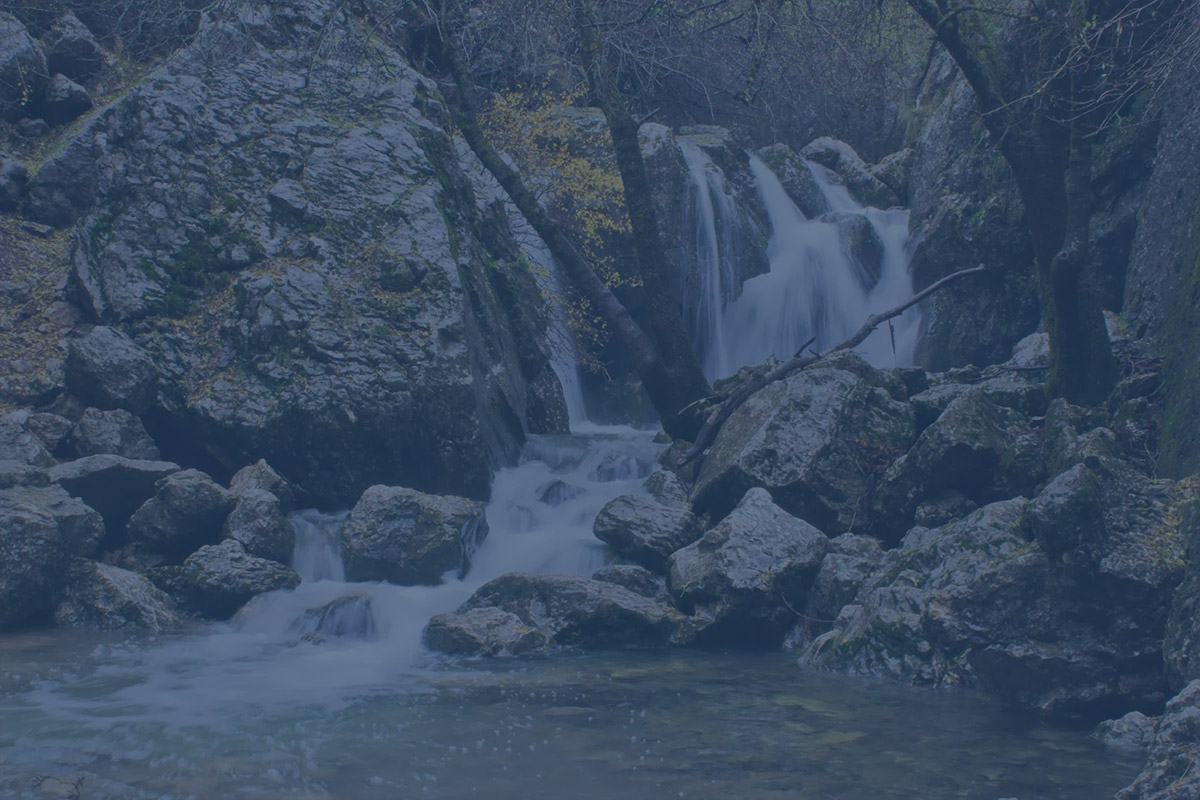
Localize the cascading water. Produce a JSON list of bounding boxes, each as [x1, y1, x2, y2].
[[682, 148, 919, 380]]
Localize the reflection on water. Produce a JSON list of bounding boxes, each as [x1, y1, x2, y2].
[[0, 639, 1137, 799]]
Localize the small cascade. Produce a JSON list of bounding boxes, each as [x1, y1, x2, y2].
[[290, 509, 346, 582]]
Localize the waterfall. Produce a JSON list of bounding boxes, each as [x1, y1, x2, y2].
[[680, 147, 919, 379]]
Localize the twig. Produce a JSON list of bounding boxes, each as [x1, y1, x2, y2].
[[677, 265, 986, 468]]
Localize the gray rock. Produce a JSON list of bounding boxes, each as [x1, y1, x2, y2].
[[1165, 491, 1200, 689], [755, 143, 827, 218], [1094, 711, 1156, 754], [1008, 332, 1049, 368], [44, 12, 106, 80], [591, 564, 665, 599], [669, 488, 830, 647], [0, 484, 105, 629], [1117, 681, 1200, 799], [455, 573, 684, 650], [39, 73, 92, 126], [424, 606, 550, 656], [229, 459, 297, 512], [222, 488, 294, 563], [340, 486, 488, 586], [267, 178, 324, 226], [691, 355, 916, 534], [907, 371, 1047, 429], [48, 454, 179, 536], [1041, 398, 1121, 476], [644, 468, 688, 505], [593, 493, 702, 573], [71, 407, 159, 459], [821, 211, 883, 290], [913, 490, 978, 528], [65, 327, 157, 413], [537, 479, 583, 507], [868, 148, 915, 204], [0, 410, 55, 466], [53, 558, 179, 632], [288, 593, 376, 641], [0, 460, 48, 489], [800, 137, 898, 207], [0, 12, 48, 121], [24, 412, 73, 456], [805, 533, 883, 627], [0, 152, 27, 210], [180, 539, 299, 619], [127, 469, 236, 561]]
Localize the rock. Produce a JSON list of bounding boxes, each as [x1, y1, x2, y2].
[[0, 410, 55, 466], [53, 558, 179, 632], [71, 407, 159, 459], [1117, 681, 1200, 799], [48, 454, 179, 537], [339, 486, 488, 586], [871, 391, 1039, 543], [24, 412, 73, 456], [913, 490, 979, 528], [127, 469, 236, 561], [591, 564, 665, 599], [1041, 398, 1121, 477], [0, 12, 48, 121], [180, 539, 299, 619], [800, 137, 897, 207], [0, 152, 28, 210], [1008, 332, 1049, 368], [38, 73, 92, 126], [691, 355, 916, 534], [267, 178, 324, 226], [804, 498, 1175, 718], [868, 148, 915, 204], [0, 460, 48, 489], [906, 371, 1047, 430], [288, 594, 376, 641], [754, 143, 827, 218], [821, 211, 883, 290], [65, 327, 158, 414], [0, 484, 105, 629], [803, 533, 883, 628], [454, 573, 684, 650], [644, 468, 689, 505], [669, 488, 830, 647], [1094, 711, 1156, 754], [424, 606, 550, 656], [537, 479, 584, 507], [1165, 491, 1200, 689], [593, 493, 702, 573], [222, 488, 294, 563], [44, 12, 106, 80], [229, 458, 297, 512]]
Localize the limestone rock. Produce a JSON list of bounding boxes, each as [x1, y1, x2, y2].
[[222, 487, 294, 564], [593, 493, 702, 573], [339, 486, 488, 586], [127, 469, 235, 560], [180, 539, 299, 619], [65, 327, 158, 413], [0, 484, 104, 629], [802, 533, 884, 634], [1117, 681, 1200, 799], [669, 488, 830, 647], [71, 407, 159, 459], [53, 558, 179, 632], [0, 460, 48, 489], [424, 606, 550, 656]]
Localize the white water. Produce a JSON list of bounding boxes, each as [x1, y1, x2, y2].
[[682, 148, 919, 379]]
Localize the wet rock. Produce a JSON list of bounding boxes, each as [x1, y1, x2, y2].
[[537, 479, 584, 507], [48, 454, 179, 537], [222, 488, 294, 564], [804, 533, 884, 629], [65, 327, 158, 414], [455, 573, 684, 650], [821, 211, 883, 290], [691, 355, 916, 534], [43, 11, 106, 80], [289, 594, 377, 641], [754, 143, 826, 218], [644, 469, 689, 505], [907, 371, 1047, 430], [1117, 681, 1200, 799], [180, 539, 299, 619], [71, 407, 159, 459], [868, 148, 915, 204], [38, 73, 92, 126], [0, 484, 105, 629], [424, 606, 550, 656], [593, 494, 702, 573], [669, 488, 830, 648], [339, 486, 488, 586], [0, 152, 28, 210], [53, 558, 179, 632], [127, 469, 235, 561], [800, 137, 897, 208], [1094, 711, 1156, 754], [229, 459, 297, 513], [0, 410, 55, 466], [591, 564, 665, 600], [592, 449, 655, 482], [871, 391, 1039, 543], [0, 12, 48, 121]]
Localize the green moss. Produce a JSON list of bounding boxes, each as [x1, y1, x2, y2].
[[1159, 199, 1200, 478]]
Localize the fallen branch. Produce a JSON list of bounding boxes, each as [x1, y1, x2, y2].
[[677, 265, 986, 468]]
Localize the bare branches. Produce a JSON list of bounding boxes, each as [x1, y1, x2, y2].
[[677, 266, 986, 468]]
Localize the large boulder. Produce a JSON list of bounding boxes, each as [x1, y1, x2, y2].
[[70, 407, 160, 459], [669, 488, 830, 647], [0, 485, 105, 629], [229, 458, 297, 512], [592, 493, 702, 573], [800, 137, 897, 208], [53, 558, 180, 632], [48, 454, 179, 537], [796, 533, 884, 643], [222, 488, 294, 564], [43, 11, 106, 80], [28, 0, 566, 505], [65, 326, 158, 414], [0, 410, 55, 466], [0, 12, 49, 121], [127, 469, 235, 560], [179, 539, 299, 619], [691, 355, 916, 534], [339, 486, 488, 586], [755, 143, 827, 219], [1117, 681, 1200, 800], [424, 606, 550, 656], [38, 72, 92, 126]]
